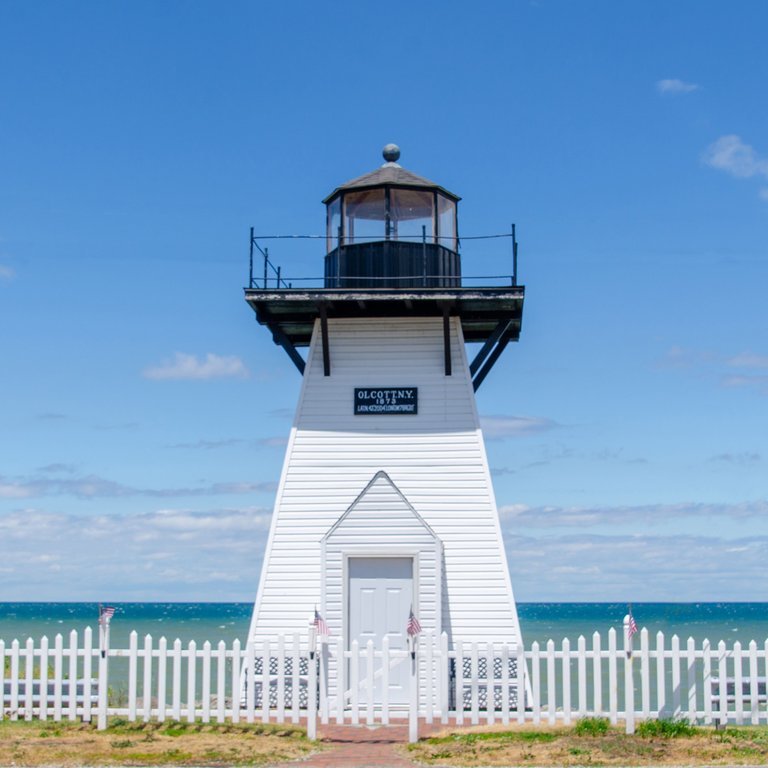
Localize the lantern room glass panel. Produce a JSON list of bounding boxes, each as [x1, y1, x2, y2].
[[343, 188, 386, 245], [326, 196, 341, 252], [389, 188, 435, 242], [437, 193, 457, 252]]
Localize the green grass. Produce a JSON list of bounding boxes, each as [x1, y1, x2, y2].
[[574, 716, 611, 736], [635, 718, 697, 738], [421, 729, 558, 746]]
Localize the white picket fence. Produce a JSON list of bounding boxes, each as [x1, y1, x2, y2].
[[2, 626, 767, 742]]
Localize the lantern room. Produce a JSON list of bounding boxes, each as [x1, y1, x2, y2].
[[323, 144, 461, 288]]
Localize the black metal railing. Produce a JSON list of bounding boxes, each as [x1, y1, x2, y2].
[[247, 226, 519, 290]]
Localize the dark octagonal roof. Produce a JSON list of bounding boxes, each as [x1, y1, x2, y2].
[[322, 162, 461, 204]]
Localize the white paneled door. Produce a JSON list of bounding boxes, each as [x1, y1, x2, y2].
[[348, 557, 413, 704]]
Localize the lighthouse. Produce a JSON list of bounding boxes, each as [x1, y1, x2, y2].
[[244, 145, 525, 708]]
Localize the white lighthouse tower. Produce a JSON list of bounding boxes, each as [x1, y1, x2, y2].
[[244, 145, 525, 707]]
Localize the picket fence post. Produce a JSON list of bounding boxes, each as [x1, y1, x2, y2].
[[733, 641, 744, 725], [39, 635, 50, 722], [623, 616, 634, 734], [608, 628, 617, 725], [455, 640, 465, 725], [531, 641, 540, 724], [640, 628, 650, 718], [687, 636, 697, 723], [515, 642, 525, 724], [381, 635, 390, 725], [350, 639, 359, 725], [671, 634, 681, 718], [25, 637, 35, 721], [439, 632, 451, 723], [562, 638, 571, 725], [187, 640, 197, 724], [82, 627, 93, 723], [656, 631, 666, 717], [216, 640, 226, 723], [9, 639, 20, 721], [408, 641, 418, 743], [157, 636, 168, 722], [546, 639, 555, 725], [717, 639, 728, 727], [702, 638, 712, 725], [291, 633, 301, 724], [172, 638, 182, 721], [307, 642, 317, 740], [365, 639, 375, 726], [748, 640, 759, 725], [577, 635, 586, 717], [335, 636, 344, 725], [245, 640, 255, 724], [425, 634, 434, 725], [592, 632, 601, 717], [231, 638, 241, 724], [143, 634, 153, 723], [501, 643, 510, 726], [97, 627, 109, 730], [319, 637, 329, 724]]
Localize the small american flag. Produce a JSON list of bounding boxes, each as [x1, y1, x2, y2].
[[313, 608, 330, 636], [407, 607, 422, 637], [99, 605, 116, 625], [628, 612, 638, 639]]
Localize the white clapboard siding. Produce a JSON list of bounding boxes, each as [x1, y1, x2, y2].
[[247, 316, 523, 663]]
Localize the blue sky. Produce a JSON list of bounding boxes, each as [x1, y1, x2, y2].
[[1, 0, 766, 602]]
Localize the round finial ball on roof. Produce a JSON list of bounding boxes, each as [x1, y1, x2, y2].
[[382, 143, 401, 163]]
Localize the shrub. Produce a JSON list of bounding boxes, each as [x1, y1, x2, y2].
[[636, 718, 696, 738], [574, 717, 610, 736]]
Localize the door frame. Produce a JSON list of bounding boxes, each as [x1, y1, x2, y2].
[[343, 550, 420, 652]]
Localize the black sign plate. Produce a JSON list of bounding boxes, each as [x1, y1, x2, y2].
[[354, 387, 418, 415]]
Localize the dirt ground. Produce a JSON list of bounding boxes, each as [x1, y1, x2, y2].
[[0, 718, 318, 766], [407, 721, 768, 766], [3, 717, 768, 767]]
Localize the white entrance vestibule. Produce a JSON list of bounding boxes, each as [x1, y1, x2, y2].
[[321, 471, 442, 708]]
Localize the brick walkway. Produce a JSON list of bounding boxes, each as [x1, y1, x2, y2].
[[277, 721, 444, 768]]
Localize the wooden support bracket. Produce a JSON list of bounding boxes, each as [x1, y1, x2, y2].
[[443, 306, 452, 377], [470, 317, 514, 377], [269, 323, 306, 375], [472, 334, 511, 391], [319, 304, 331, 377]]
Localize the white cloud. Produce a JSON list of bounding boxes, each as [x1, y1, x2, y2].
[[656, 78, 699, 95], [702, 135, 768, 179], [2, 503, 766, 601], [658, 345, 768, 395], [480, 415, 558, 439], [499, 499, 768, 529], [721, 374, 768, 395], [143, 352, 249, 381], [0, 471, 276, 500], [727, 352, 768, 369], [0, 506, 273, 600], [709, 451, 761, 465], [0, 265, 15, 280], [655, 345, 715, 370], [505, 531, 768, 601]]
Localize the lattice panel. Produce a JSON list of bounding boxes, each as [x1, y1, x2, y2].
[[244, 656, 315, 709], [450, 656, 521, 710]]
